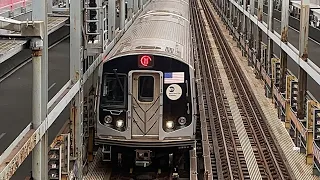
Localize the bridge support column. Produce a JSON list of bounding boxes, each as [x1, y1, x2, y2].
[[265, 0, 274, 99], [279, 0, 289, 93], [127, 0, 133, 20], [70, 0, 84, 178], [120, 0, 125, 30], [47, 0, 52, 14], [255, 0, 263, 79], [31, 0, 48, 179], [241, 0, 247, 51], [139, 0, 143, 10], [133, 0, 138, 14], [248, 0, 254, 66], [297, 0, 310, 119], [108, 0, 116, 41]]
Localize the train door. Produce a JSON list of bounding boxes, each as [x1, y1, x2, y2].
[[129, 71, 163, 139]]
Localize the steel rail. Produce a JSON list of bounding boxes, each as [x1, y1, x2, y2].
[[192, 0, 249, 179], [191, 2, 217, 179], [202, 1, 283, 178], [202, 0, 292, 179], [200, 2, 273, 178]]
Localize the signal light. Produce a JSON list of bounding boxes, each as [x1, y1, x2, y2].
[[88, 0, 97, 42], [138, 55, 154, 68]]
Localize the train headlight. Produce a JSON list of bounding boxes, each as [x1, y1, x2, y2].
[[116, 119, 125, 128], [166, 121, 174, 129], [178, 117, 187, 126], [104, 115, 112, 124]]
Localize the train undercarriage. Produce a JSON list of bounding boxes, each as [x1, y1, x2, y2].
[[100, 144, 191, 179]]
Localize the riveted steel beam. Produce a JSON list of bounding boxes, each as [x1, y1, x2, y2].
[[242, 0, 247, 39], [120, 0, 125, 29], [229, 0, 320, 86], [255, 0, 263, 77], [297, 0, 310, 119], [31, 0, 49, 179], [108, 0, 116, 41], [127, 0, 133, 20], [279, 0, 289, 93], [134, 0, 138, 13], [70, 0, 84, 179], [248, 0, 254, 50], [266, 0, 273, 75], [0, 1, 150, 177]]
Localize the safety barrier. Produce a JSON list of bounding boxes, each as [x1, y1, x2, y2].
[[0, 0, 30, 12]]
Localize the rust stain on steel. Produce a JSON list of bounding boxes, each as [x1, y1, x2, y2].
[[301, 51, 308, 60], [31, 50, 42, 57], [281, 27, 288, 42], [301, 26, 309, 61], [258, 8, 262, 21], [0, 130, 36, 179]]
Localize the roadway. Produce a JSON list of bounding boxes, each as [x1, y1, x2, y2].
[[0, 12, 120, 180], [0, 35, 70, 179], [247, 17, 320, 101]]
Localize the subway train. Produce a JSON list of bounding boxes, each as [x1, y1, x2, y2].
[[95, 0, 195, 174]]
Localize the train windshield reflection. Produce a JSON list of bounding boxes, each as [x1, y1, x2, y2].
[[101, 73, 126, 107]]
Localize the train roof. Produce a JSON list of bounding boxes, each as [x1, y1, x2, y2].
[[104, 0, 193, 68]]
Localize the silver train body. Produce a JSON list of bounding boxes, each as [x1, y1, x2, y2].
[[95, 0, 195, 169]]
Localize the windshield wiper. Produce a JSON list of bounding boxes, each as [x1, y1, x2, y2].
[[113, 69, 124, 93]]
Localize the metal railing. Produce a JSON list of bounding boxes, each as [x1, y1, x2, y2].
[[0, 0, 30, 12]]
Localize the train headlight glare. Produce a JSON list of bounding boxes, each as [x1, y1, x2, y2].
[[116, 119, 125, 128], [104, 115, 112, 124], [178, 117, 187, 126], [166, 121, 174, 129]]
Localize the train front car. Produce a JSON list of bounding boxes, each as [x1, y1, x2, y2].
[[96, 0, 195, 174]]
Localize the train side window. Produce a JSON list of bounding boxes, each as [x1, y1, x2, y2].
[[138, 76, 154, 102]]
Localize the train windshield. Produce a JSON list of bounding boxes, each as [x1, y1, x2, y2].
[[101, 73, 126, 107]]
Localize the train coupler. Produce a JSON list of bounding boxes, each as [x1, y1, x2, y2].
[[135, 149, 152, 167]]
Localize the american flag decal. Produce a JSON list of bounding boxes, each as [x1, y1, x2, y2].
[[164, 72, 185, 84]]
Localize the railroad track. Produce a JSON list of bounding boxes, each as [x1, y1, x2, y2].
[[194, 0, 293, 179], [191, 0, 249, 179]]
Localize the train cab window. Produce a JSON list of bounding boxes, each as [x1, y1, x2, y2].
[[101, 73, 126, 107], [138, 76, 154, 102]]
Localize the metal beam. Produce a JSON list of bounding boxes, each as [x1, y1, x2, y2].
[[256, 0, 263, 76], [229, 0, 232, 26], [249, 0, 254, 15], [249, 0, 254, 50], [31, 37, 48, 180], [31, 0, 48, 178], [108, 0, 116, 41], [127, 0, 133, 19], [0, 1, 150, 178], [0, 16, 21, 31], [0, 81, 79, 180], [266, 0, 274, 75], [134, 0, 138, 13], [242, 0, 247, 39], [70, 0, 84, 179], [229, 0, 320, 86], [120, 0, 125, 29], [279, 0, 289, 92], [48, 0, 53, 13], [297, 0, 310, 119], [139, 0, 143, 9]]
